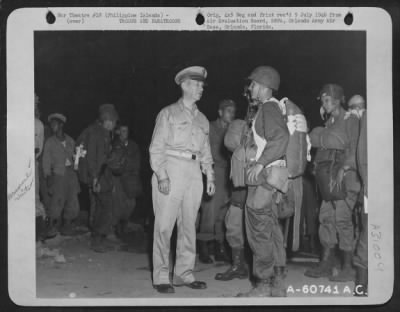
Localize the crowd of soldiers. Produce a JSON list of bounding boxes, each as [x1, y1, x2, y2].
[[34, 64, 368, 298], [34, 97, 142, 251]]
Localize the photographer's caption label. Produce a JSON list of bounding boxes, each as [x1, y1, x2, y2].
[[43, 7, 348, 30]]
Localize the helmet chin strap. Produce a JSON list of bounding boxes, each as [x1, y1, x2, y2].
[[320, 106, 326, 120]]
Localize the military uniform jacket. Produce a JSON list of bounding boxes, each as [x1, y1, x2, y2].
[[149, 99, 214, 181], [252, 99, 290, 167]]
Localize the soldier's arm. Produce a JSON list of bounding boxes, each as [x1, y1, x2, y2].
[[37, 120, 44, 157], [42, 139, 52, 177], [149, 109, 170, 181], [131, 142, 141, 174], [343, 115, 360, 169], [199, 122, 215, 182], [86, 130, 98, 182], [256, 103, 289, 167]]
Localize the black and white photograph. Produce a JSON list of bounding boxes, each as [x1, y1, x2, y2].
[[6, 7, 394, 306]]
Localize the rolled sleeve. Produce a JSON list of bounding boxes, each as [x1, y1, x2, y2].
[[149, 109, 170, 181], [256, 104, 289, 167]]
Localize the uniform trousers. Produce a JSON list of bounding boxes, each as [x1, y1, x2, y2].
[[246, 182, 286, 280], [225, 187, 247, 249], [197, 166, 230, 242], [47, 167, 80, 220], [152, 156, 203, 285]]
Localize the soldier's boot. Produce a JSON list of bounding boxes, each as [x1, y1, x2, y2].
[[214, 240, 230, 263], [329, 251, 356, 282], [198, 240, 213, 264], [60, 219, 80, 236], [106, 231, 124, 245], [45, 217, 60, 238], [91, 233, 113, 253], [354, 267, 368, 296], [236, 278, 273, 297], [304, 247, 335, 278], [215, 248, 248, 281], [271, 266, 288, 297]]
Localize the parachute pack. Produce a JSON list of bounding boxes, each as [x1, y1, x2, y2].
[[225, 98, 308, 188]]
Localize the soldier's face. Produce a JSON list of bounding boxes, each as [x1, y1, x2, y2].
[[119, 126, 129, 141], [50, 119, 62, 134], [219, 106, 236, 123], [321, 95, 339, 114], [248, 81, 268, 104], [183, 80, 204, 101], [103, 120, 116, 131]]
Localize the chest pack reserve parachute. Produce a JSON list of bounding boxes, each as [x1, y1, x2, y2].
[[226, 97, 310, 188]]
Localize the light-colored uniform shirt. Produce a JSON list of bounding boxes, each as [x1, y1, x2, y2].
[[149, 99, 214, 181]]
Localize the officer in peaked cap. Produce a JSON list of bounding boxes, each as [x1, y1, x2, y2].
[[149, 65, 215, 294], [174, 66, 208, 85]]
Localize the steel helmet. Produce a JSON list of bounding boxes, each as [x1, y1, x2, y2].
[[248, 66, 280, 91]]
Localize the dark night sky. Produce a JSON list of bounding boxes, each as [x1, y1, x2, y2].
[[34, 30, 366, 150]]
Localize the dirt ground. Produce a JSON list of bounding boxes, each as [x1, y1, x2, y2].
[[36, 229, 355, 299]]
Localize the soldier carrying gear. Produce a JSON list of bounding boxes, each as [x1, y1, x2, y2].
[[236, 66, 290, 297], [77, 103, 120, 252], [345, 94, 366, 120], [214, 118, 250, 282], [197, 99, 236, 264], [234, 66, 308, 297], [306, 84, 361, 282]]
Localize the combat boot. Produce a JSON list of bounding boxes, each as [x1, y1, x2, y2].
[[91, 233, 113, 253], [271, 266, 287, 297], [198, 240, 213, 264], [236, 278, 272, 297], [304, 247, 335, 278], [214, 240, 230, 263], [60, 219, 80, 236], [354, 267, 368, 296], [215, 248, 248, 281], [45, 217, 60, 238], [329, 251, 356, 282]]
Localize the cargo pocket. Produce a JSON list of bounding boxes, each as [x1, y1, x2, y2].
[[246, 184, 274, 212]]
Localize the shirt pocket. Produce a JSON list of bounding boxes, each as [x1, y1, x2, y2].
[[170, 120, 191, 146], [192, 123, 209, 150]]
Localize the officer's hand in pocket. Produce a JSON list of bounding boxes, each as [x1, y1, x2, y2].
[[158, 178, 170, 195], [206, 181, 216, 196]]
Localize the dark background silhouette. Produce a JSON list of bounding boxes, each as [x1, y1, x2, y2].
[[34, 30, 366, 220]]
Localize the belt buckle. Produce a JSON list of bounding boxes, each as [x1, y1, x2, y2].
[[191, 154, 196, 160]]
